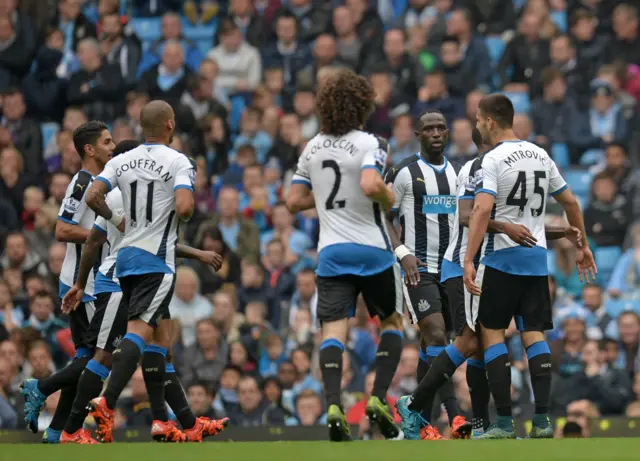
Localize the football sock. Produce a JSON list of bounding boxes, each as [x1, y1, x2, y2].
[[64, 359, 110, 434], [466, 358, 490, 430], [103, 333, 145, 409], [37, 355, 90, 396], [416, 346, 429, 383], [164, 362, 197, 430], [526, 341, 552, 417], [484, 343, 512, 418], [48, 384, 77, 431], [143, 345, 169, 421], [319, 339, 344, 409], [372, 330, 403, 402]]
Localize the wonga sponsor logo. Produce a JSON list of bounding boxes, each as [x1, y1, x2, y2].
[[422, 195, 457, 214]]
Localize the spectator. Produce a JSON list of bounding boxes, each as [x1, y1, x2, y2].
[[233, 108, 273, 164], [616, 311, 640, 377], [263, 239, 296, 307], [285, 389, 326, 426], [25, 340, 54, 380], [498, 13, 550, 94], [0, 357, 18, 428], [292, 86, 318, 141], [513, 113, 533, 141], [607, 3, 640, 67], [187, 381, 218, 419], [288, 269, 317, 328], [259, 333, 287, 377], [53, 0, 97, 52], [368, 29, 418, 100], [181, 75, 227, 124], [568, 79, 631, 161], [213, 365, 241, 416], [553, 236, 583, 299], [198, 113, 232, 178], [229, 340, 258, 376], [170, 266, 214, 348], [267, 113, 304, 173], [531, 68, 575, 149], [117, 367, 153, 427], [0, 88, 43, 180], [0, 7, 37, 86], [237, 261, 277, 322], [438, 35, 476, 98], [447, 118, 477, 166], [296, 34, 343, 88], [347, 370, 400, 426], [138, 12, 203, 76], [179, 318, 228, 386], [24, 291, 69, 366], [333, 6, 364, 72], [549, 33, 590, 100], [219, 0, 264, 48], [99, 12, 142, 89], [584, 173, 631, 247], [446, 9, 492, 92], [282, 347, 322, 413], [0, 232, 48, 279], [413, 70, 464, 126], [275, 0, 330, 45], [44, 243, 65, 297], [196, 186, 261, 262], [194, 228, 241, 295], [67, 37, 125, 122], [580, 284, 613, 340], [207, 19, 262, 95], [139, 39, 193, 106], [462, 0, 516, 36], [228, 375, 285, 426], [0, 147, 31, 217], [260, 202, 311, 270], [389, 113, 420, 163], [366, 65, 411, 139], [262, 12, 312, 99], [285, 307, 313, 354], [571, 9, 608, 89], [345, 0, 384, 58]]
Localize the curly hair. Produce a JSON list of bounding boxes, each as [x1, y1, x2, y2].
[[317, 69, 375, 136]]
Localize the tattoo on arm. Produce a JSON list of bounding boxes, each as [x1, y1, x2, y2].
[[86, 181, 113, 220]]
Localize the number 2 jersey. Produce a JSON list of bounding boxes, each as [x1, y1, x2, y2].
[[291, 130, 395, 277], [96, 144, 195, 277], [473, 140, 567, 275]]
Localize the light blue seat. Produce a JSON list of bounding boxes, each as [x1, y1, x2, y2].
[[594, 246, 622, 281], [551, 143, 570, 170], [486, 36, 506, 67], [563, 169, 593, 196], [229, 95, 247, 134], [41, 122, 60, 151], [503, 91, 530, 113], [550, 11, 567, 32], [604, 299, 638, 318], [130, 17, 162, 45], [580, 149, 605, 167]]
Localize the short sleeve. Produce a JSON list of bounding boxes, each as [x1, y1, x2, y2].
[[291, 149, 312, 189], [361, 138, 388, 175], [459, 167, 475, 200], [384, 167, 406, 211], [58, 173, 91, 225], [549, 159, 568, 196], [95, 160, 118, 192], [172, 154, 195, 192], [93, 216, 108, 235], [474, 156, 498, 197]]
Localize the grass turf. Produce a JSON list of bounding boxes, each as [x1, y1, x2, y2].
[[1, 439, 640, 461]]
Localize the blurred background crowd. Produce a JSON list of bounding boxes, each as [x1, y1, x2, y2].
[[0, 0, 639, 438]]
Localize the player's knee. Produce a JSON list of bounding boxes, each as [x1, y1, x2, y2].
[[93, 349, 111, 366], [455, 331, 479, 357], [420, 320, 447, 345], [322, 318, 349, 344], [520, 330, 545, 349]]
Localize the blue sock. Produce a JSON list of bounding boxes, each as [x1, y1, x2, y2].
[[123, 333, 146, 354]]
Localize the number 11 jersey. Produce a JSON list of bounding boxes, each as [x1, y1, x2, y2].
[[96, 144, 195, 278], [291, 130, 395, 277], [473, 140, 567, 276]]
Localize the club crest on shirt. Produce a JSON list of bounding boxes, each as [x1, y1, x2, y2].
[[63, 197, 81, 214], [418, 299, 430, 312], [374, 148, 387, 167], [188, 167, 196, 185], [473, 168, 484, 184]]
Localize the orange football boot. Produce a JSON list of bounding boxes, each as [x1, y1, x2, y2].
[[60, 429, 99, 444], [183, 417, 229, 442], [87, 396, 115, 443], [151, 420, 187, 442], [451, 415, 473, 439], [420, 424, 447, 440]]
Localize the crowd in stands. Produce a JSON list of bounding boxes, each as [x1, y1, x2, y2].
[[1, 0, 640, 436]]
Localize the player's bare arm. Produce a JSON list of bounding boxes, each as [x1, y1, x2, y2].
[[55, 220, 90, 244], [553, 188, 597, 282], [360, 168, 395, 209], [176, 244, 223, 271], [86, 180, 125, 231], [175, 188, 195, 222], [61, 227, 108, 313], [285, 183, 316, 213], [463, 193, 495, 295], [384, 209, 426, 287], [545, 225, 582, 245]]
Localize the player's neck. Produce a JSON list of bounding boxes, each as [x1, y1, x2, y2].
[[420, 151, 444, 165], [145, 136, 169, 146], [491, 129, 519, 145], [82, 160, 102, 177]]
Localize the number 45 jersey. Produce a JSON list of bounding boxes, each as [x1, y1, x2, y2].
[[291, 130, 395, 277], [472, 140, 567, 276], [96, 144, 195, 278]]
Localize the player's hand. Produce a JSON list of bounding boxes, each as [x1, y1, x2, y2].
[[198, 250, 223, 271], [564, 226, 583, 248], [503, 223, 537, 247], [62, 285, 84, 314], [463, 260, 481, 296], [401, 254, 427, 287], [576, 246, 598, 283], [116, 215, 126, 233], [383, 183, 396, 210]]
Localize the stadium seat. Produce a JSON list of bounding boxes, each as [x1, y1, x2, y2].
[[130, 17, 162, 45], [41, 122, 60, 151], [551, 143, 570, 171], [229, 95, 247, 133], [604, 299, 638, 317], [594, 245, 622, 281], [486, 37, 505, 67], [563, 169, 593, 196], [503, 91, 530, 113], [550, 11, 567, 32], [579, 148, 604, 167]]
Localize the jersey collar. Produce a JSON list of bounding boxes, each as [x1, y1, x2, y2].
[[416, 153, 449, 174]]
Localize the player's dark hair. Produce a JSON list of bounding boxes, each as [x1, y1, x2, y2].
[[113, 139, 141, 158], [73, 120, 109, 159], [478, 94, 514, 128], [415, 109, 445, 129], [317, 69, 375, 136]]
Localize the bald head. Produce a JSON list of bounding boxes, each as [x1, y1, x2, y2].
[[140, 100, 175, 143]]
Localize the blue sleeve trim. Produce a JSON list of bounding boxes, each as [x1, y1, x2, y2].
[[95, 176, 112, 192], [476, 188, 497, 197], [458, 195, 474, 200], [57, 216, 78, 225], [173, 185, 194, 192], [361, 165, 383, 175], [291, 179, 312, 189], [92, 223, 107, 235], [551, 184, 568, 196]]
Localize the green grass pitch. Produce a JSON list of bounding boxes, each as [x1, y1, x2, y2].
[[1, 439, 640, 461]]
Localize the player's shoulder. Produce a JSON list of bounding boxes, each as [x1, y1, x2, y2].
[[459, 158, 476, 178], [67, 169, 93, 195], [384, 154, 419, 183]]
